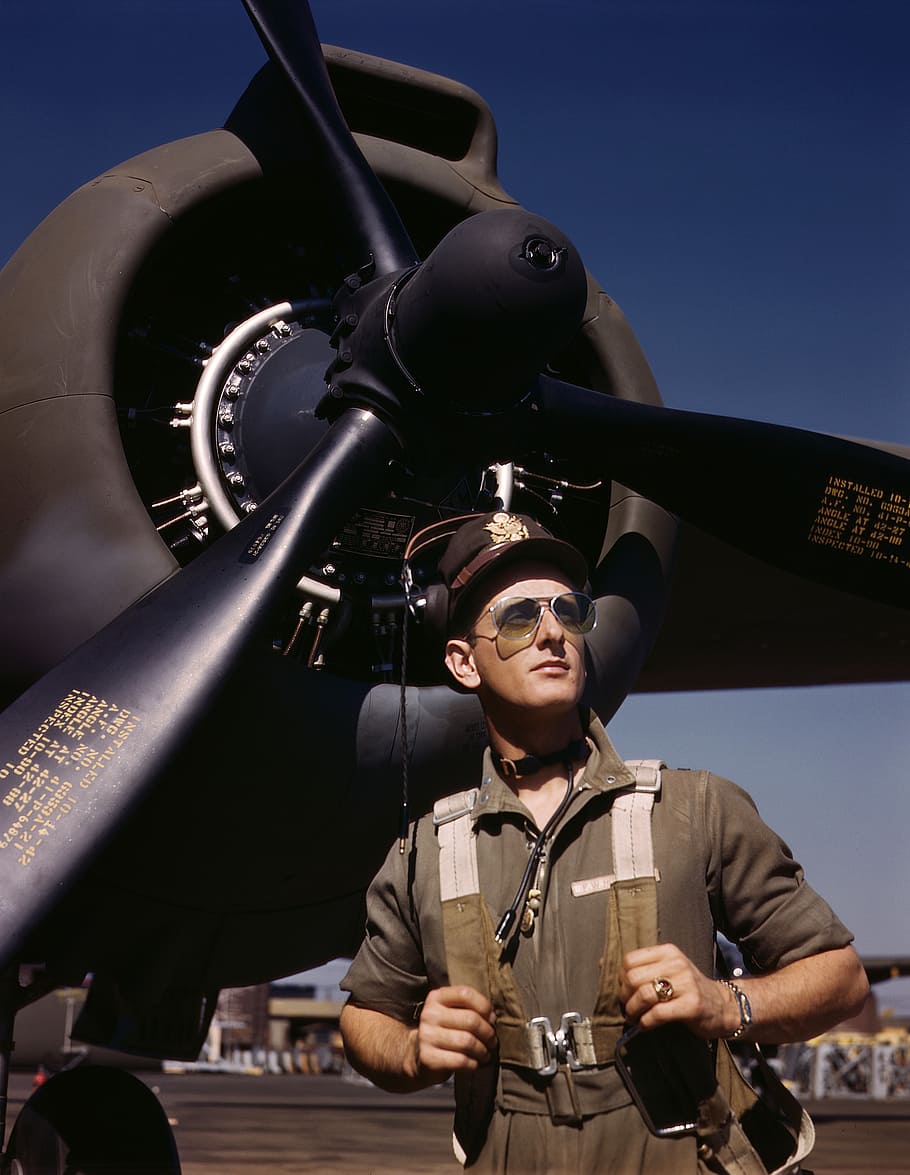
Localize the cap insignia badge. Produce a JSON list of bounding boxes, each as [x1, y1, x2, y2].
[[483, 512, 529, 545]]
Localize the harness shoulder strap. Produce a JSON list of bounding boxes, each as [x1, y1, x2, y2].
[[433, 762, 665, 901], [612, 759, 664, 882], [434, 789, 480, 902], [607, 764, 786, 1175], [593, 763, 663, 1023]]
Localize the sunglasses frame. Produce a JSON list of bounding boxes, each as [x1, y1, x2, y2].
[[485, 592, 597, 641]]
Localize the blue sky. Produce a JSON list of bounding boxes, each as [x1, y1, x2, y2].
[[2, 1, 908, 981]]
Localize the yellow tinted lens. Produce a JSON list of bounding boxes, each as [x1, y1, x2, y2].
[[553, 593, 596, 633], [491, 597, 541, 639]]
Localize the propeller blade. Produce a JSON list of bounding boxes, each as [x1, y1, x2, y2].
[[531, 375, 910, 610], [0, 409, 400, 967], [241, 0, 418, 276]]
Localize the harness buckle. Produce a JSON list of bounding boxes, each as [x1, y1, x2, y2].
[[527, 1016, 558, 1076], [527, 1012, 597, 1076], [559, 1011, 597, 1069]]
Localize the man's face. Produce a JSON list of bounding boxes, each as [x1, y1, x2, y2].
[[445, 560, 588, 718]]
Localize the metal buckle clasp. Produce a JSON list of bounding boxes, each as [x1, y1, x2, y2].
[[528, 1016, 558, 1076], [527, 1012, 595, 1076], [559, 1011, 595, 1069]]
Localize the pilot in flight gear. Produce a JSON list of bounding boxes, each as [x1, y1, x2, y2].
[[340, 512, 868, 1174]]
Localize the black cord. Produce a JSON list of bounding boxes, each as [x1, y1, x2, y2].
[[495, 761, 577, 947], [397, 579, 411, 853]]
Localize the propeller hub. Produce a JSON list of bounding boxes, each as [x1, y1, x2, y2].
[[324, 209, 588, 432], [521, 236, 564, 271], [391, 209, 588, 412]]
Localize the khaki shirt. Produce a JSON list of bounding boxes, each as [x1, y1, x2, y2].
[[342, 718, 852, 1169]]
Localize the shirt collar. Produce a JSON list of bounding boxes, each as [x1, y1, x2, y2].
[[472, 712, 635, 821]]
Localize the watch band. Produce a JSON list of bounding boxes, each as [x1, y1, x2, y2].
[[719, 978, 753, 1040]]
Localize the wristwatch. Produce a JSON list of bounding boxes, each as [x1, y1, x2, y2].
[[719, 979, 753, 1040]]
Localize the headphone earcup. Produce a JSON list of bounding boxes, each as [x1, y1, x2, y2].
[[420, 582, 449, 647], [419, 581, 478, 694]]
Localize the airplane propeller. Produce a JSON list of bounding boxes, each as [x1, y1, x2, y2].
[[527, 376, 910, 611], [0, 0, 907, 979], [240, 0, 417, 277]]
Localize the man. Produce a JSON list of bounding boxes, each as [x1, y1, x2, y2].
[[340, 511, 868, 1173]]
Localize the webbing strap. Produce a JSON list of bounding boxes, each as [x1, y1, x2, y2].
[[496, 1018, 624, 1069], [697, 1089, 768, 1175], [775, 1111, 815, 1175], [611, 789, 656, 880], [435, 789, 480, 902], [608, 759, 662, 886], [433, 765, 663, 903]]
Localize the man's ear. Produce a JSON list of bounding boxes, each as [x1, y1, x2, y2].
[[444, 637, 480, 690]]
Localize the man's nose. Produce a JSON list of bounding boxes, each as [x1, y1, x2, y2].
[[537, 603, 565, 642]]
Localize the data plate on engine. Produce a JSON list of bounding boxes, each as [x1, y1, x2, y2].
[[334, 509, 415, 560]]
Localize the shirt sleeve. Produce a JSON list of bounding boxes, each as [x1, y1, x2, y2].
[[705, 773, 854, 973], [340, 827, 432, 1024]]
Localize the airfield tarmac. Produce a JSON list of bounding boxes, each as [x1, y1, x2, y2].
[[6, 1071, 909, 1173]]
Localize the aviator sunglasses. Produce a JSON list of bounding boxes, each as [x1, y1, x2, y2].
[[483, 592, 597, 641]]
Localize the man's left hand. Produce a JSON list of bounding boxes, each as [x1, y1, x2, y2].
[[619, 944, 737, 1039]]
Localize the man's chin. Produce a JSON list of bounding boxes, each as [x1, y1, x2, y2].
[[523, 684, 585, 713]]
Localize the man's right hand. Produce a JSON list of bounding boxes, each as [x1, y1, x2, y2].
[[409, 985, 497, 1081]]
